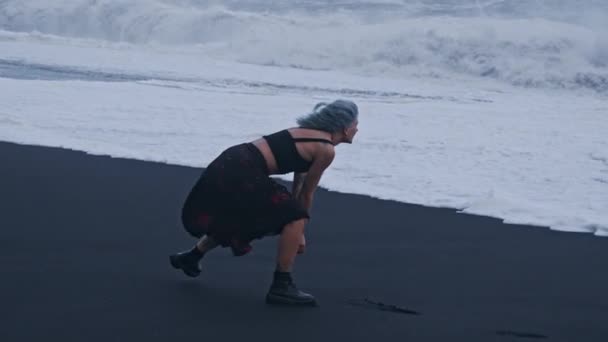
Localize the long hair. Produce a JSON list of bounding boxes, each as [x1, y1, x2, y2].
[[296, 100, 358, 133]]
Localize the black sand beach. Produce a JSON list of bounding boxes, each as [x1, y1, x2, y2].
[[2, 141, 607, 342]]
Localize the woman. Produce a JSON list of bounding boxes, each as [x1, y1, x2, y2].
[[170, 99, 359, 306]]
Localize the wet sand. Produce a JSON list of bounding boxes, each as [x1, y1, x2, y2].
[[1, 141, 607, 342]]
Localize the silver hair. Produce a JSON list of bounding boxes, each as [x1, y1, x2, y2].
[[296, 99, 359, 133]]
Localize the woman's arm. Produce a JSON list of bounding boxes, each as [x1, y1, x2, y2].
[[295, 145, 334, 254], [297, 146, 335, 211], [292, 172, 306, 198]]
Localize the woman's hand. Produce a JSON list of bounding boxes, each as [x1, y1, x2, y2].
[[297, 234, 306, 254]]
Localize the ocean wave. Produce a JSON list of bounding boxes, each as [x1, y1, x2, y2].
[[1, 0, 606, 92]]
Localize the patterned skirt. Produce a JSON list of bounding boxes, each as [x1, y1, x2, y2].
[[181, 143, 309, 256]]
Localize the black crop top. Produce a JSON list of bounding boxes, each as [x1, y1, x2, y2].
[[262, 130, 333, 174]]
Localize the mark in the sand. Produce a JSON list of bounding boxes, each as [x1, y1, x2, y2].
[[347, 298, 421, 315], [496, 330, 548, 339]]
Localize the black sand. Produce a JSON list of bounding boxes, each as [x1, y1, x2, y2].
[[1, 141, 607, 342]]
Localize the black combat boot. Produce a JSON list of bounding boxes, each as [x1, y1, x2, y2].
[[265, 271, 317, 306], [169, 246, 203, 277]]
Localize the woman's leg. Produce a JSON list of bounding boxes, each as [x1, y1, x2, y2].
[[266, 219, 316, 306], [196, 235, 220, 254], [276, 219, 306, 272], [170, 235, 218, 277]]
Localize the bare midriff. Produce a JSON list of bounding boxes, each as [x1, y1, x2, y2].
[[250, 128, 332, 175]]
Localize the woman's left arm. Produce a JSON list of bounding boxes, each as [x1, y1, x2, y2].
[[297, 146, 335, 212]]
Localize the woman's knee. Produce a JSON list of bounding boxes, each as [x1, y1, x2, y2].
[[282, 218, 306, 234]]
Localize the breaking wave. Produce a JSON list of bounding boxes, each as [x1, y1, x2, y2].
[[1, 0, 607, 92]]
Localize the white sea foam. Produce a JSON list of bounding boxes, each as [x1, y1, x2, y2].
[[0, 1, 607, 237], [1, 0, 606, 92]]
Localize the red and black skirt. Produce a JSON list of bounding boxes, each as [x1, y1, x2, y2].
[[181, 143, 309, 256]]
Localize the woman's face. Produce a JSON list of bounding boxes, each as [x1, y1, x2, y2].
[[344, 119, 359, 143]]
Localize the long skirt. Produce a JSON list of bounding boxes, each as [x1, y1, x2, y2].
[[181, 143, 309, 256]]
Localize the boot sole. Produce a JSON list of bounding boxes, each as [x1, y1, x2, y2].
[[265, 293, 318, 307], [169, 254, 201, 278]]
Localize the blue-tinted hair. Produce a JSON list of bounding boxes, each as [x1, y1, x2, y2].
[[296, 100, 358, 133]]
